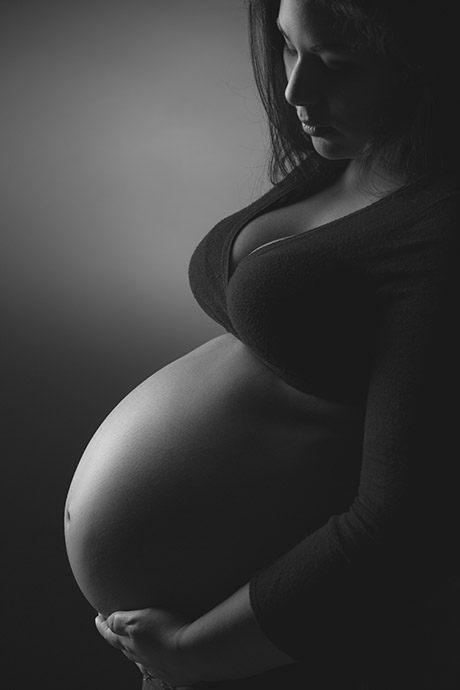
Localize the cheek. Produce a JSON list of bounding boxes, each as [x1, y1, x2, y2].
[[356, 68, 394, 119], [335, 77, 388, 134]]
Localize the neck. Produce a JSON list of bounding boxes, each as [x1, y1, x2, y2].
[[338, 159, 406, 199]]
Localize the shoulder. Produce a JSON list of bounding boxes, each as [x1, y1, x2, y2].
[[388, 174, 460, 250], [410, 174, 460, 225]]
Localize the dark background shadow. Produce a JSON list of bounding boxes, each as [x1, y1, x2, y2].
[[3, 1, 269, 687]]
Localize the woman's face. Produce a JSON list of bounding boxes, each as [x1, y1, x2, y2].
[[278, 0, 393, 160]]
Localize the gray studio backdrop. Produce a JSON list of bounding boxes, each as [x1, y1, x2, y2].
[[3, 1, 269, 688]]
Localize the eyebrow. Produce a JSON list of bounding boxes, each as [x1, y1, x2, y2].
[[275, 17, 355, 54]]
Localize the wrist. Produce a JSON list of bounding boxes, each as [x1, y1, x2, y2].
[[175, 623, 208, 684], [173, 583, 295, 683], [173, 622, 205, 685]]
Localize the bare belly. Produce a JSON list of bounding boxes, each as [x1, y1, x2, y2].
[[64, 334, 364, 618]]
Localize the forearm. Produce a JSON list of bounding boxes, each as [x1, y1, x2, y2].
[[179, 582, 296, 682]]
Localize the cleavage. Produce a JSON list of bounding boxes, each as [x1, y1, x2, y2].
[[228, 195, 326, 277], [229, 181, 382, 278]]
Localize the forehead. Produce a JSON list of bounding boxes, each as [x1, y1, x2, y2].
[[278, 0, 362, 49]]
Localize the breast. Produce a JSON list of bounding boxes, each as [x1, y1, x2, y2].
[[64, 334, 364, 618]]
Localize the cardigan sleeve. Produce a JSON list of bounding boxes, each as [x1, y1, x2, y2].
[[248, 204, 460, 680]]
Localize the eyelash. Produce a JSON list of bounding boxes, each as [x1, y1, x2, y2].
[[282, 42, 297, 57], [282, 42, 354, 74]]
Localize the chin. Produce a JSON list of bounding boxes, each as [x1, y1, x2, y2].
[[312, 134, 364, 162]]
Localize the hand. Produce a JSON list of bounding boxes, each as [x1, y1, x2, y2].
[[95, 607, 199, 687]]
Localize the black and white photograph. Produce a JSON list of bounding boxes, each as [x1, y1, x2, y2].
[[4, 1, 460, 689]]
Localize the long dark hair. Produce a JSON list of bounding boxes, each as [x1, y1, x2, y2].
[[247, 0, 458, 185]]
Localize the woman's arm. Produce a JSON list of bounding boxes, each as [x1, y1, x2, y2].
[[177, 582, 295, 682], [96, 583, 294, 686]]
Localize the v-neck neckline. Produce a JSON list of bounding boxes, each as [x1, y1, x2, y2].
[[224, 166, 419, 285]]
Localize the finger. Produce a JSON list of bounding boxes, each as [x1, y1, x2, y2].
[[95, 614, 126, 650], [120, 648, 142, 664], [135, 662, 156, 679], [135, 662, 145, 675], [106, 611, 133, 636]]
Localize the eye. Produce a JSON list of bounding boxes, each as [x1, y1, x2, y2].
[[323, 60, 356, 74], [282, 40, 297, 58]]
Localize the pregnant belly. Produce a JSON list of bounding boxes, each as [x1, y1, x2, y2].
[[64, 334, 364, 618]]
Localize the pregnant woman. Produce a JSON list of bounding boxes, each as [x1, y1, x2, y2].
[[65, 1, 460, 688]]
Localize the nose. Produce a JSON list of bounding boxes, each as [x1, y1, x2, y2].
[[284, 58, 321, 107]]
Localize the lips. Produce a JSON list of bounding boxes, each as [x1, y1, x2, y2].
[[300, 120, 333, 137]]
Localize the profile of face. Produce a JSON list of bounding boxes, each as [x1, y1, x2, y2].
[[278, 0, 393, 161]]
